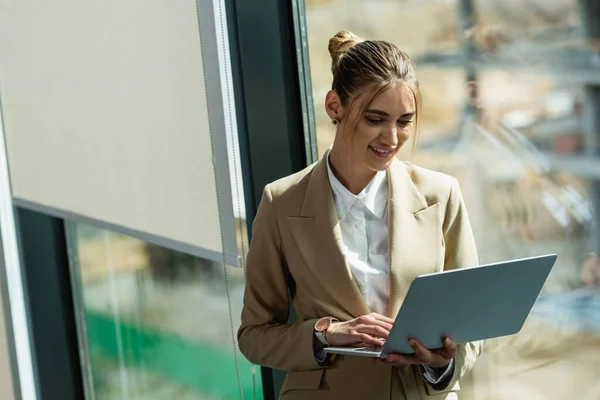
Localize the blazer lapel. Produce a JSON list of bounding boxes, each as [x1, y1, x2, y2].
[[387, 160, 442, 318], [287, 158, 370, 319]]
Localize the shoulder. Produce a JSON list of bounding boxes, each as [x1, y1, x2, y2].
[[265, 162, 316, 197], [402, 161, 459, 203], [260, 162, 318, 215]]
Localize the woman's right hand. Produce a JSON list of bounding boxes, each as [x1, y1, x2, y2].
[[326, 312, 394, 347]]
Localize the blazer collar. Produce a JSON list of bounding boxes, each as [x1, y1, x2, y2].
[[386, 159, 429, 214], [302, 157, 427, 217]]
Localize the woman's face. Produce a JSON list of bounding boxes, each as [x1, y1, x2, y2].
[[329, 84, 416, 173]]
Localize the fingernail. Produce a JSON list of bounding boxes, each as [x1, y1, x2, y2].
[[409, 340, 416, 346]]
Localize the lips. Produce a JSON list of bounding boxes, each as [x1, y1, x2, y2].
[[370, 146, 393, 154], [369, 145, 395, 157]]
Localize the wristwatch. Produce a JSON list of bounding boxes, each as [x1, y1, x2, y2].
[[314, 316, 338, 346]]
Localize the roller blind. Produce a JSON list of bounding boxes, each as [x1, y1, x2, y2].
[[0, 0, 241, 265]]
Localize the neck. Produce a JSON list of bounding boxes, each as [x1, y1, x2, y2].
[[328, 144, 377, 195]]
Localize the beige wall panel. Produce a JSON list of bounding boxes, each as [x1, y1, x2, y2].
[[0, 0, 226, 256]]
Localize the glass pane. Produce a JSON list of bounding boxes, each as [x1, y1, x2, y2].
[[67, 222, 261, 400], [305, 0, 600, 399]]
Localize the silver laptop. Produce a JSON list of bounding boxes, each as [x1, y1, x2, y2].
[[324, 254, 557, 358]]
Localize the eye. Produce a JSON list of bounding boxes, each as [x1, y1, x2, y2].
[[398, 120, 413, 127], [366, 118, 384, 125]]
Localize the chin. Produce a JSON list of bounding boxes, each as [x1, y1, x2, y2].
[[368, 159, 393, 172]]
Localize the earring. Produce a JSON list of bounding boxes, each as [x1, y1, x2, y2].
[[332, 119, 338, 125]]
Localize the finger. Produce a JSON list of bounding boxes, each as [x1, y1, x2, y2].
[[443, 337, 457, 354], [370, 313, 395, 325], [358, 324, 390, 339], [409, 339, 435, 364], [355, 333, 386, 347], [355, 325, 390, 340], [385, 353, 420, 365], [357, 315, 393, 332], [433, 337, 457, 359], [434, 346, 453, 359], [369, 316, 395, 332], [434, 348, 453, 360]]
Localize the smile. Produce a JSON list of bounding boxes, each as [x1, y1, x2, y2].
[[369, 145, 395, 157]]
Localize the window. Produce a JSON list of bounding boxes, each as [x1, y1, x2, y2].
[[304, 0, 600, 398], [66, 222, 260, 399]]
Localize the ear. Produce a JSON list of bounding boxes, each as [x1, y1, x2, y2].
[[325, 90, 343, 122]]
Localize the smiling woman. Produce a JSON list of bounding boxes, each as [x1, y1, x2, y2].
[[238, 30, 481, 400], [324, 31, 421, 194], [327, 85, 416, 194]]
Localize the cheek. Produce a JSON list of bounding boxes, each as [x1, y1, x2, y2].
[[353, 124, 380, 146], [398, 126, 412, 143]]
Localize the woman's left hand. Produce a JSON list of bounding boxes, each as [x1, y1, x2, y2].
[[372, 337, 456, 368]]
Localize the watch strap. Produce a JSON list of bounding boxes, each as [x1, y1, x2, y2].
[[315, 331, 330, 346]]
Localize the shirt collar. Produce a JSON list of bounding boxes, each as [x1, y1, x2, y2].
[[326, 152, 388, 220]]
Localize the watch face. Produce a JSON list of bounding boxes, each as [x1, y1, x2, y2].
[[315, 317, 330, 332]]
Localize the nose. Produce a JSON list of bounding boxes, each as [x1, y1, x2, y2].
[[380, 126, 399, 147]]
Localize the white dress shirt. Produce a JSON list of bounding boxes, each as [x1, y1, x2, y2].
[[326, 155, 391, 315], [324, 153, 454, 384]]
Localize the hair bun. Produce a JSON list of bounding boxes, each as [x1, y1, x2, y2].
[[328, 30, 363, 71]]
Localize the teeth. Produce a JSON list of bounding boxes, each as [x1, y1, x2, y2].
[[371, 146, 392, 153]]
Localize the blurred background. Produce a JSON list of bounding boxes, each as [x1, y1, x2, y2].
[[305, 0, 600, 398], [0, 0, 599, 400]]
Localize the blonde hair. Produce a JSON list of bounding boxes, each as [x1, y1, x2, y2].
[[328, 30, 422, 153]]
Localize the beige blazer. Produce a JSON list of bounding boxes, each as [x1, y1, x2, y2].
[[238, 156, 482, 400]]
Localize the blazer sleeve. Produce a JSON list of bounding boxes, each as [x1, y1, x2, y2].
[[420, 177, 484, 394], [237, 185, 322, 372]]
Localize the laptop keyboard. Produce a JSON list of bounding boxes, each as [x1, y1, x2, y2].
[[353, 346, 383, 352]]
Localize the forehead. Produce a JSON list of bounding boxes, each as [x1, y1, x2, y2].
[[367, 84, 415, 114]]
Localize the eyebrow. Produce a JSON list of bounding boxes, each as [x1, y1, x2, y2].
[[365, 109, 415, 118]]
